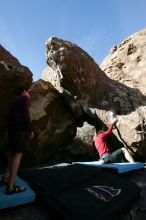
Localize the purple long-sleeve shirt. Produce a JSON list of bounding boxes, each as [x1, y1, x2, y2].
[[8, 95, 33, 134]]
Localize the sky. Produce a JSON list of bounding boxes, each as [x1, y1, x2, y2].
[[0, 0, 146, 81]]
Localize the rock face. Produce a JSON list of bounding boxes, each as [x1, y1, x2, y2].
[[43, 37, 146, 115], [43, 37, 107, 111], [100, 28, 146, 159], [28, 80, 77, 165], [101, 28, 146, 95], [42, 33, 146, 161], [0, 45, 33, 162]]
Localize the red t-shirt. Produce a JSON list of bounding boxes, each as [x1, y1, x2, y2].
[[94, 124, 114, 158]]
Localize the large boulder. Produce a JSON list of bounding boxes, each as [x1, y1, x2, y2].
[[27, 80, 77, 165], [64, 122, 97, 162], [100, 28, 146, 159], [42, 35, 146, 160]]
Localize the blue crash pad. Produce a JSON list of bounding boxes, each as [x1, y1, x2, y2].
[[76, 162, 144, 174], [0, 175, 36, 209]]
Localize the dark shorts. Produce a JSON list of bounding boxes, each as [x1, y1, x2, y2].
[[8, 131, 30, 153], [102, 149, 125, 163]]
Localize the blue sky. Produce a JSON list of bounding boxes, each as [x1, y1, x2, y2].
[[0, 0, 146, 81]]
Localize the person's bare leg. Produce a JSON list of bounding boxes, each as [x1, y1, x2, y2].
[[7, 152, 23, 190], [121, 147, 135, 163]]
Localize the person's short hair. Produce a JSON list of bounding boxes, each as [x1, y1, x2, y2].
[[96, 127, 106, 135], [15, 85, 29, 95], [96, 129, 104, 135]]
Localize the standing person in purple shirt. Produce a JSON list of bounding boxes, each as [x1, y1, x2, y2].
[[0, 86, 34, 194]]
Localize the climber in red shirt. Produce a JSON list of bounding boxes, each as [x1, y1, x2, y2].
[[93, 118, 134, 164]]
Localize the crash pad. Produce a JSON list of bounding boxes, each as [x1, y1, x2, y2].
[[75, 162, 144, 173], [22, 164, 141, 220], [0, 175, 36, 209]]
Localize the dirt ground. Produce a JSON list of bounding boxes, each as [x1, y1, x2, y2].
[[0, 201, 50, 220]]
